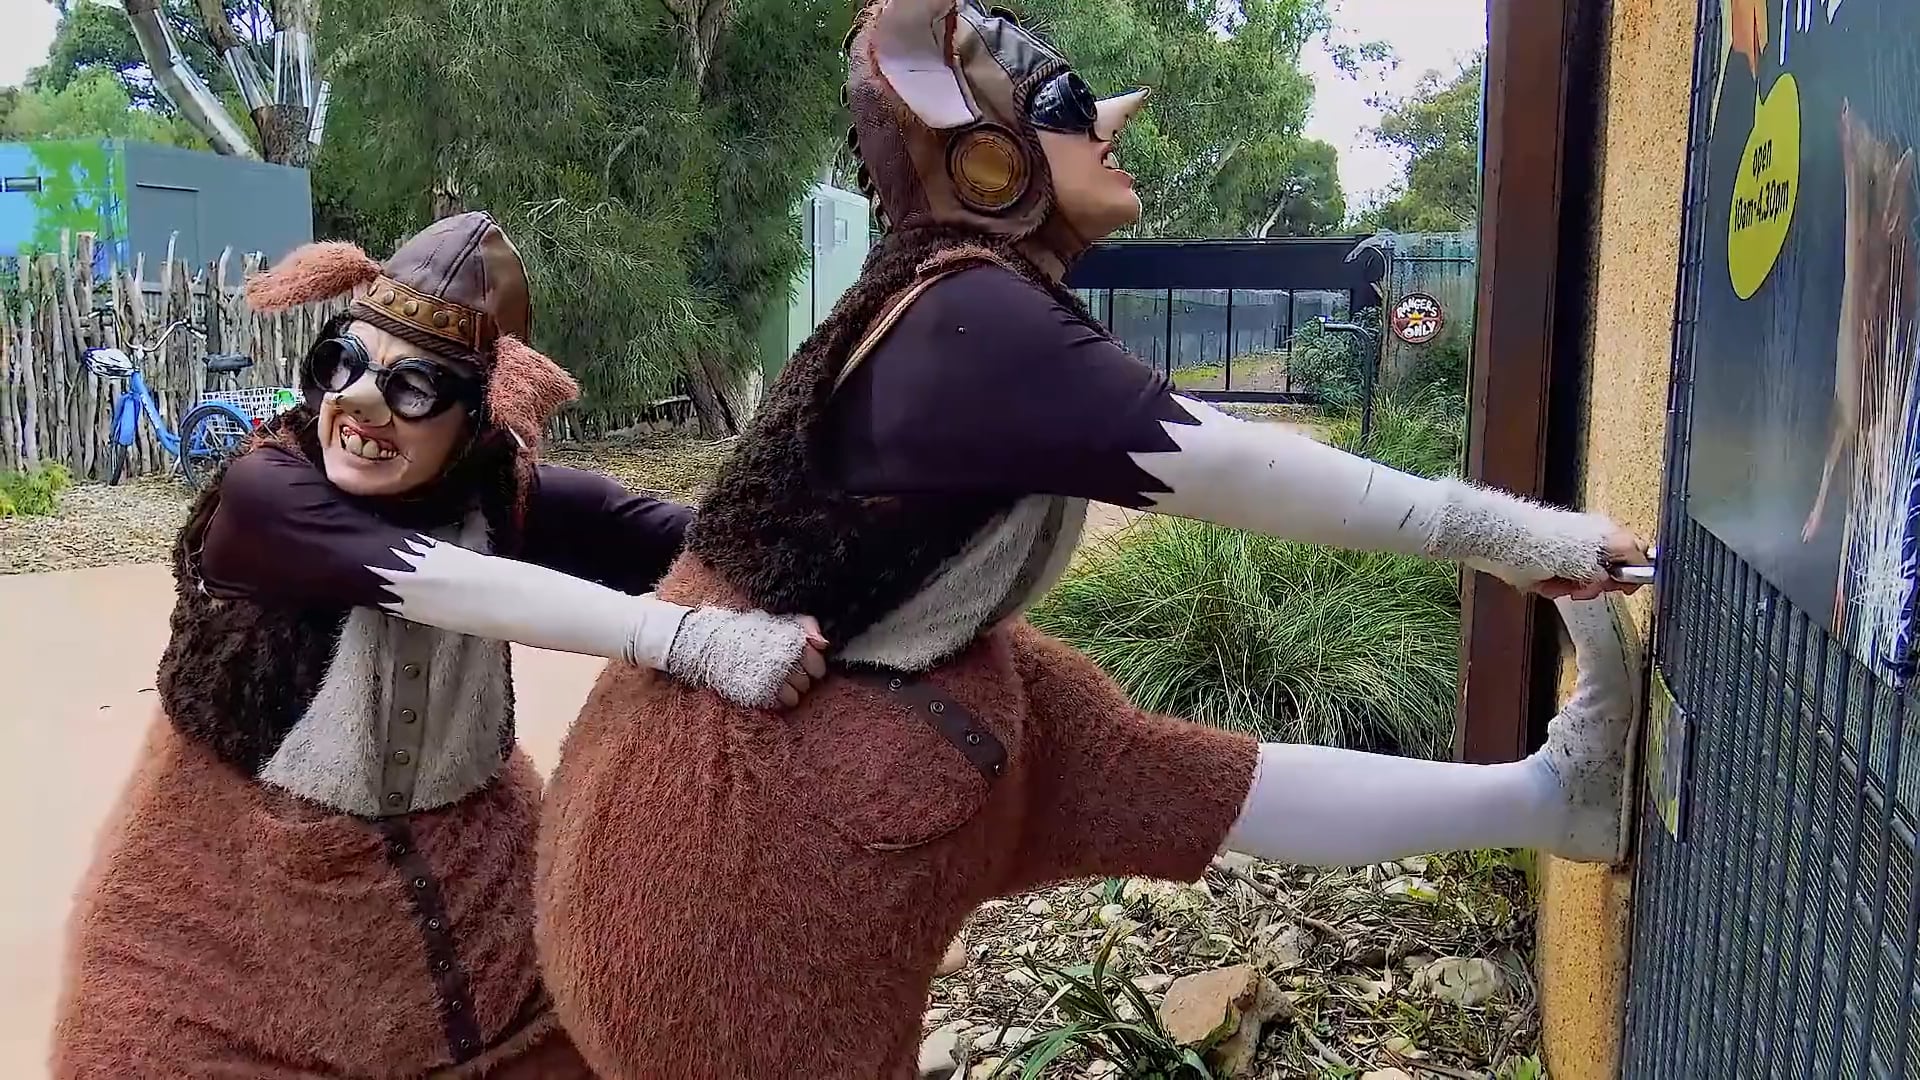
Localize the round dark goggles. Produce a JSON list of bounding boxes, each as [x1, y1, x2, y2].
[[305, 335, 482, 421], [1028, 70, 1099, 136]]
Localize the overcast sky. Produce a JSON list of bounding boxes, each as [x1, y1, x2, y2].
[[0, 0, 1486, 208]]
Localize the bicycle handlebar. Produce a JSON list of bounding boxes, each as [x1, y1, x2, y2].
[[127, 319, 206, 357]]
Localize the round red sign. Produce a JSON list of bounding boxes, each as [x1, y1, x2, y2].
[[1391, 293, 1445, 345]]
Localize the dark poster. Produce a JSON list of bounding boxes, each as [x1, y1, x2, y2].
[[1686, 0, 1920, 684]]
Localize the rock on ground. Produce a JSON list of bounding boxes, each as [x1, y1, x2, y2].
[[1158, 964, 1293, 1078]]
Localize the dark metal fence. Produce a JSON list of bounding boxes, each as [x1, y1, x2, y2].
[[1065, 237, 1382, 403], [1071, 286, 1350, 396], [1622, 1, 1920, 1074]]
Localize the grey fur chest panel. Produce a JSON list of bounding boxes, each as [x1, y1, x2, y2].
[[158, 510, 515, 817], [839, 495, 1087, 671]]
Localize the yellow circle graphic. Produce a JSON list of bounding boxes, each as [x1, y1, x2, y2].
[[1728, 73, 1800, 300]]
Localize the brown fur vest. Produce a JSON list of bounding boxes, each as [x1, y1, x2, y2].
[[156, 405, 523, 774], [687, 226, 1104, 645]]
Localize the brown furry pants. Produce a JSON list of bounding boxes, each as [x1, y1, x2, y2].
[[51, 717, 595, 1079]]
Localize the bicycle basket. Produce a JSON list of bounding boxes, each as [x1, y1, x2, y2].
[[204, 386, 301, 426]]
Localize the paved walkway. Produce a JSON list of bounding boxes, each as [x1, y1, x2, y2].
[[0, 563, 607, 1076]]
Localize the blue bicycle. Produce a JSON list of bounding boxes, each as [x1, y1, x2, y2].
[[80, 318, 300, 490]]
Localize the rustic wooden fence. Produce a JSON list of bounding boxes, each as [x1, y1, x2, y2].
[[0, 233, 698, 482], [0, 235, 342, 481]]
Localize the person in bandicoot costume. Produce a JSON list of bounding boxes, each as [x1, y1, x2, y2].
[[534, 4, 1652, 1077], [48, 211, 824, 1078]]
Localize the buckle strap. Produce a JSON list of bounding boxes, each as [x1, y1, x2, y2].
[[848, 669, 1007, 781]]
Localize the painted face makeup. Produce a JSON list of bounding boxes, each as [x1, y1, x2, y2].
[[310, 323, 479, 497]]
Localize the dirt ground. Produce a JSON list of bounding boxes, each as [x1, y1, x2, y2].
[[0, 564, 607, 1074]]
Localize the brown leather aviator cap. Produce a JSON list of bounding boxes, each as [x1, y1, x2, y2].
[[244, 211, 577, 448], [847, 0, 1066, 239], [351, 212, 534, 363]]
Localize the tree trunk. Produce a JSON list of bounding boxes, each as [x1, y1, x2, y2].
[[255, 105, 315, 167], [683, 353, 739, 437], [662, 0, 735, 91], [432, 182, 465, 221], [124, 0, 259, 158], [431, 140, 465, 219], [1253, 202, 1283, 238]]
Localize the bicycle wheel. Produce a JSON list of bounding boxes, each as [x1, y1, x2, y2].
[[106, 443, 128, 486], [177, 403, 253, 490]]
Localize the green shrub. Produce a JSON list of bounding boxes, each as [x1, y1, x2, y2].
[[983, 928, 1212, 1079], [1327, 384, 1466, 480], [1401, 326, 1471, 399], [1285, 313, 1373, 414], [1034, 515, 1461, 758], [0, 462, 72, 518]]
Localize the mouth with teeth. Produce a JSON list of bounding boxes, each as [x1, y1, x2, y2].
[[1100, 146, 1133, 184], [337, 421, 400, 463]]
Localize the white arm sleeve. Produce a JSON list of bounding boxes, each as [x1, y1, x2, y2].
[[369, 535, 689, 667], [1219, 742, 1558, 867], [1132, 395, 1617, 586]]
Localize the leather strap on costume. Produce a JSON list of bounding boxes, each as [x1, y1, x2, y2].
[[847, 668, 1007, 781], [833, 252, 1006, 393], [375, 818, 485, 1064]]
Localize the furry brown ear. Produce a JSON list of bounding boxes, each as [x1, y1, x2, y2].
[[245, 242, 383, 312], [487, 336, 580, 449]]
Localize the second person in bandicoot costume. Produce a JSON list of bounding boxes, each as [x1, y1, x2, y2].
[[49, 212, 824, 1078], [535, 3, 1654, 1077]]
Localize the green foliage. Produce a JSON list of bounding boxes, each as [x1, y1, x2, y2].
[[1, 70, 202, 148], [1035, 327, 1475, 759], [1400, 326, 1471, 399], [1354, 55, 1483, 233], [1497, 1053, 1546, 1080], [30, 0, 274, 123], [319, 0, 851, 421], [33, 0, 178, 109], [1248, 137, 1346, 237], [1327, 385, 1466, 480], [984, 928, 1214, 1079], [1033, 512, 1459, 757], [9, 137, 126, 258], [1014, 0, 1333, 238], [0, 462, 73, 518], [1284, 307, 1382, 414]]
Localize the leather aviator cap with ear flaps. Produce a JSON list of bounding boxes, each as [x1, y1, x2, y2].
[[244, 212, 578, 450], [845, 0, 1147, 263]]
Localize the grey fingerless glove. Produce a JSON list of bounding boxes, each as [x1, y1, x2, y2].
[[1423, 479, 1615, 588], [664, 607, 812, 708]]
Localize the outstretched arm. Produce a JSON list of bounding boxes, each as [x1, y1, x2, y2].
[[193, 447, 822, 708], [828, 264, 1643, 592], [1125, 395, 1627, 592]]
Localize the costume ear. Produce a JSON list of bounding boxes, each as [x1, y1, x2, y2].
[[871, 0, 980, 129], [245, 241, 383, 312], [487, 336, 580, 449]]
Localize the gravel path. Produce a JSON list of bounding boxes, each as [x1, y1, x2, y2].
[[0, 478, 192, 575], [931, 851, 1541, 1077]]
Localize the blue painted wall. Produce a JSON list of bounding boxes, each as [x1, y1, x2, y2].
[[0, 139, 311, 277]]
